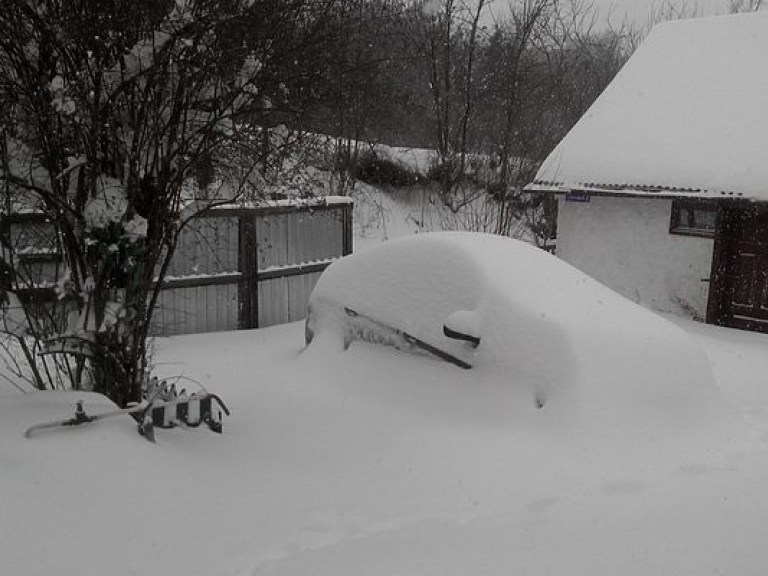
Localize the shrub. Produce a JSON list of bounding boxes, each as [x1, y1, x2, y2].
[[353, 151, 420, 187]]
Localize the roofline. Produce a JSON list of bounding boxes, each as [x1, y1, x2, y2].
[[524, 181, 748, 201]]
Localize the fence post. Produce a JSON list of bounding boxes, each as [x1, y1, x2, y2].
[[342, 203, 353, 256], [238, 214, 259, 329]]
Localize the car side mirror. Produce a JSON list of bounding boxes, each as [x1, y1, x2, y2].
[[443, 311, 480, 348]]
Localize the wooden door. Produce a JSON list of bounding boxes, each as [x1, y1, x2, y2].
[[719, 205, 768, 332]]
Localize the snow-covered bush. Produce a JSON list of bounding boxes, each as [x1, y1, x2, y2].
[[0, 0, 346, 404]]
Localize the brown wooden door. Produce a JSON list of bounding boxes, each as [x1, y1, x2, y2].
[[720, 206, 768, 332]]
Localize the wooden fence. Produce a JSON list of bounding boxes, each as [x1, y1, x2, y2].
[[151, 198, 353, 336], [2, 198, 353, 337]]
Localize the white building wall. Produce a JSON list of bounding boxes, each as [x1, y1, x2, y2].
[[556, 195, 714, 319]]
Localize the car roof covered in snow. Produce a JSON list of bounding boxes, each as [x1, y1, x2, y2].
[[309, 232, 737, 439], [528, 11, 768, 201]]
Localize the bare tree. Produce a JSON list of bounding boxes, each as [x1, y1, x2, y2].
[[478, 0, 557, 237], [322, 0, 407, 195], [646, 0, 703, 23], [405, 0, 490, 209], [391, 0, 631, 243], [730, 0, 765, 11]]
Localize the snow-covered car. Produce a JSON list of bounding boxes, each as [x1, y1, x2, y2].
[[305, 232, 737, 442]]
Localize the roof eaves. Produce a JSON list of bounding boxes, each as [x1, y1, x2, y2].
[[525, 180, 747, 200]]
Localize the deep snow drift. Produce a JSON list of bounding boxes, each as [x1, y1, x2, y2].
[[1, 315, 768, 576], [2, 212, 768, 576]]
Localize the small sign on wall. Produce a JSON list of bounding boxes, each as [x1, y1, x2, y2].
[[565, 192, 591, 203]]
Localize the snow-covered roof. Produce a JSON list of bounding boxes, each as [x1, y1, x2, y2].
[[528, 11, 768, 201]]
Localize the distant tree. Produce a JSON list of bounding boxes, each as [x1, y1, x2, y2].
[[475, 0, 556, 237], [320, 0, 410, 195], [729, 0, 765, 11], [503, 0, 631, 244], [371, 0, 634, 244], [404, 0, 490, 207], [0, 0, 338, 404]]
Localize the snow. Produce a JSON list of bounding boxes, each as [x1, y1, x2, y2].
[[2, 296, 768, 574], [531, 11, 768, 200], [259, 258, 336, 275], [372, 143, 436, 177], [3, 138, 52, 195], [6, 313, 768, 576], [353, 185, 436, 250], [352, 184, 532, 253], [83, 177, 129, 230], [0, 292, 29, 338], [123, 213, 148, 239], [162, 271, 243, 282], [308, 232, 743, 453], [2, 188, 768, 575], [216, 195, 353, 211]]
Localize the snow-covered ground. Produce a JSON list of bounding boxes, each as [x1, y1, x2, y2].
[[352, 183, 532, 252], [2, 303, 768, 575], [3, 184, 768, 575]]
